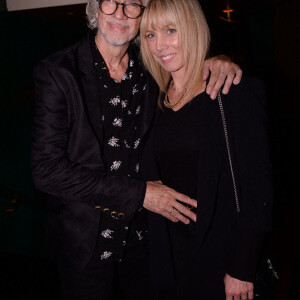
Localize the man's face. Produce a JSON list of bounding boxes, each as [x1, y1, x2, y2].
[[96, 0, 144, 47]]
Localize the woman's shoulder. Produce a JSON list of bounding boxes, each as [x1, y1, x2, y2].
[[227, 75, 266, 97], [239, 75, 264, 88]]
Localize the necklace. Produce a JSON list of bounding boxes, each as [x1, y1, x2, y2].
[[163, 80, 191, 109]]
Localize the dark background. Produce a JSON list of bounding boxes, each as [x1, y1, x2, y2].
[[0, 0, 299, 299]]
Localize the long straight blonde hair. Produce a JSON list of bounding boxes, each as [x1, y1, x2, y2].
[[140, 0, 210, 103]]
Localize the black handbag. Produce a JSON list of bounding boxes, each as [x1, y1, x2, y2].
[[217, 91, 279, 299]]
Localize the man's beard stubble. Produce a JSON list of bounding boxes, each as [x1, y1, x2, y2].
[[98, 20, 136, 47]]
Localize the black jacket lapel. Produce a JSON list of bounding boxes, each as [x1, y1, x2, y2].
[[76, 34, 104, 148]]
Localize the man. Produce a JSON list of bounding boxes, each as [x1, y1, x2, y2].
[[31, 0, 242, 299]]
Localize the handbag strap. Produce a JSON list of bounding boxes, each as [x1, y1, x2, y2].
[[217, 91, 241, 213], [217, 93, 280, 284]]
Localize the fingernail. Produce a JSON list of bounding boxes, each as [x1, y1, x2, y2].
[[222, 88, 228, 94], [211, 92, 216, 99], [185, 219, 190, 225]]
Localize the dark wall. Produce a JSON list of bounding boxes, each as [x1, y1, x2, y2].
[[0, 9, 87, 198], [0, 7, 88, 257]]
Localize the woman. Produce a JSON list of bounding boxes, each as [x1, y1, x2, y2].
[[140, 0, 273, 299]]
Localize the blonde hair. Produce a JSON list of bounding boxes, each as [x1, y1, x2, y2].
[[140, 0, 210, 103]]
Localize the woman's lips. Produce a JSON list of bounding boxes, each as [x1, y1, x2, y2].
[[161, 53, 176, 62]]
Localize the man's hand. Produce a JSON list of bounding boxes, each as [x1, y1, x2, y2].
[[224, 273, 254, 300], [203, 55, 243, 100], [143, 181, 197, 224]]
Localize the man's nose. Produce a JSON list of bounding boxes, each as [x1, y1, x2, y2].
[[113, 3, 127, 19]]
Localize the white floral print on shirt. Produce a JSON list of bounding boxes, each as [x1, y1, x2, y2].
[[101, 229, 114, 239], [100, 251, 112, 260], [111, 161, 121, 171], [136, 231, 143, 241], [121, 100, 128, 108], [135, 163, 139, 173], [108, 137, 120, 147], [135, 105, 141, 115], [109, 96, 121, 106], [112, 118, 122, 127], [134, 138, 140, 149], [132, 84, 139, 95]]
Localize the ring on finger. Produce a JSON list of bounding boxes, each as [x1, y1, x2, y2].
[[169, 207, 175, 215]]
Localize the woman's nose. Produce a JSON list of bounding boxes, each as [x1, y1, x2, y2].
[[156, 35, 167, 51]]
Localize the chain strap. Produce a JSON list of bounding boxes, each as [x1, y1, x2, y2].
[[217, 91, 241, 213]]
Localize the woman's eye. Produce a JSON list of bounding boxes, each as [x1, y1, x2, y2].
[[146, 33, 155, 38], [167, 28, 176, 34]]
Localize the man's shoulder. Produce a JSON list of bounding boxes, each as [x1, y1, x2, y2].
[[36, 34, 90, 72]]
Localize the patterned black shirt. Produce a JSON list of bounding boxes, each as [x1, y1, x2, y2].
[[90, 36, 148, 262]]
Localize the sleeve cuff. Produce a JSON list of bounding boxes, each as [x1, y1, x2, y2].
[[226, 229, 265, 282], [136, 180, 147, 211]]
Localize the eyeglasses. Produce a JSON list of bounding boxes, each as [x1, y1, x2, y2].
[[98, 0, 145, 19]]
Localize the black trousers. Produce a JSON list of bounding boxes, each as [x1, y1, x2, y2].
[[58, 212, 149, 300], [59, 245, 149, 300], [58, 209, 150, 300]]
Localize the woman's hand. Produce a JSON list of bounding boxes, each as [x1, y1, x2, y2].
[[203, 55, 243, 100], [224, 273, 254, 300], [143, 181, 197, 224]]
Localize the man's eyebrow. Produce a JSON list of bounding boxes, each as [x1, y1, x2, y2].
[[127, 0, 143, 4]]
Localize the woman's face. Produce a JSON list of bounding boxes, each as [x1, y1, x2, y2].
[[145, 18, 186, 75]]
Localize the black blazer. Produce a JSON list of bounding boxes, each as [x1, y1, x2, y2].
[[141, 76, 273, 296], [31, 33, 158, 270]]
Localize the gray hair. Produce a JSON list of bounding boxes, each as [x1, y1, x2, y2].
[[86, 0, 150, 29], [86, 0, 100, 29]]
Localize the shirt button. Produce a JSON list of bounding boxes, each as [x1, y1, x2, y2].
[[119, 259, 122, 262], [118, 213, 125, 219], [110, 211, 117, 218], [122, 241, 126, 246], [124, 226, 128, 230]]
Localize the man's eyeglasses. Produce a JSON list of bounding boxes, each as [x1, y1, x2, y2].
[[98, 0, 145, 19]]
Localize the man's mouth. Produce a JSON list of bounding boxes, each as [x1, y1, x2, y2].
[[108, 21, 130, 31]]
